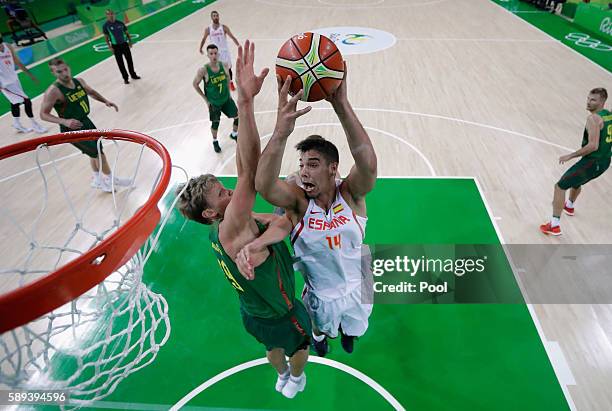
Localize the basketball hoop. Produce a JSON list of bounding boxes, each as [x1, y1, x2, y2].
[[0, 130, 180, 408]]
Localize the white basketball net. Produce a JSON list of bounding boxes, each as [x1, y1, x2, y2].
[[0, 137, 183, 409]]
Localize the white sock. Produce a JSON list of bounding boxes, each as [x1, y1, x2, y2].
[[13, 117, 22, 126], [231, 130, 238, 137], [278, 368, 289, 378], [551, 216, 561, 228], [565, 200, 574, 208], [312, 333, 325, 342], [29, 118, 39, 125], [289, 373, 304, 383]]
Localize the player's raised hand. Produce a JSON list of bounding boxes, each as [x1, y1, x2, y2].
[[326, 61, 348, 107], [236, 40, 269, 102], [274, 75, 311, 138]]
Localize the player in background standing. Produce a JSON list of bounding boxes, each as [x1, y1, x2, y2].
[[193, 44, 239, 153], [198, 10, 239, 91], [0, 34, 46, 133], [40, 58, 131, 193], [540, 88, 611, 236]]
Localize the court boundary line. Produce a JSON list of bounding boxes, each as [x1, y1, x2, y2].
[[215, 122, 437, 176], [19, 0, 197, 71], [473, 177, 577, 411], [318, 0, 385, 6], [148, 107, 574, 152], [169, 356, 405, 411], [489, 0, 611, 75], [1, 107, 571, 183], [139, 38, 558, 43], [254, 0, 446, 9]]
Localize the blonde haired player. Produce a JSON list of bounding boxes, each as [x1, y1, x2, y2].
[[40, 58, 131, 193], [0, 34, 46, 133], [178, 41, 311, 398], [243, 67, 377, 357], [198, 10, 239, 91]]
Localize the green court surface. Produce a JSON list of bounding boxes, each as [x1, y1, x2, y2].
[[63, 178, 569, 411], [491, 0, 612, 72]]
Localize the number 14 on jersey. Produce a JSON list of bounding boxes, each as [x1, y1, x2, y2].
[[326, 234, 341, 249]]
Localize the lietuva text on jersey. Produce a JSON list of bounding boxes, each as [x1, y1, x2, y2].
[[210, 73, 226, 84], [67, 88, 87, 103]]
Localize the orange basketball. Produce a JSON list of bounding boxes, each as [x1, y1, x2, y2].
[[276, 32, 344, 102]]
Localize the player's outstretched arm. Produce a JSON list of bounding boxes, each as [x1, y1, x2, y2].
[[255, 75, 311, 210], [10, 45, 36, 82], [328, 63, 377, 199], [198, 28, 209, 54], [236, 214, 293, 280], [224, 25, 240, 47], [223, 40, 268, 230], [79, 78, 118, 111]]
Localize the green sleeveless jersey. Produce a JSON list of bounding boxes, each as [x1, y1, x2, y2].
[[209, 220, 297, 319], [53, 79, 90, 123], [583, 109, 612, 160], [204, 63, 230, 106]]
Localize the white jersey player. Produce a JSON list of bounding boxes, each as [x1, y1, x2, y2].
[[198, 10, 239, 90], [251, 69, 378, 356], [291, 179, 372, 338], [0, 35, 46, 133]]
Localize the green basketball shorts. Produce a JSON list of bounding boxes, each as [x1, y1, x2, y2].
[[240, 300, 312, 356], [209, 98, 238, 126], [60, 117, 103, 159], [557, 157, 610, 190]]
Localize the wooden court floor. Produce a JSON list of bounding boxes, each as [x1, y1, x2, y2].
[[0, 0, 610, 409]]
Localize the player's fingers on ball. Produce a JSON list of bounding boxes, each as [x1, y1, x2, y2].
[[294, 106, 312, 118], [281, 75, 292, 95], [289, 89, 303, 104]]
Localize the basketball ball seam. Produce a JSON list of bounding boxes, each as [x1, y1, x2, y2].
[[275, 64, 302, 79], [305, 49, 343, 99], [290, 36, 315, 71]]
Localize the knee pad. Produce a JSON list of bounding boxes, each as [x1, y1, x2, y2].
[[11, 103, 20, 117], [23, 99, 33, 117]]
